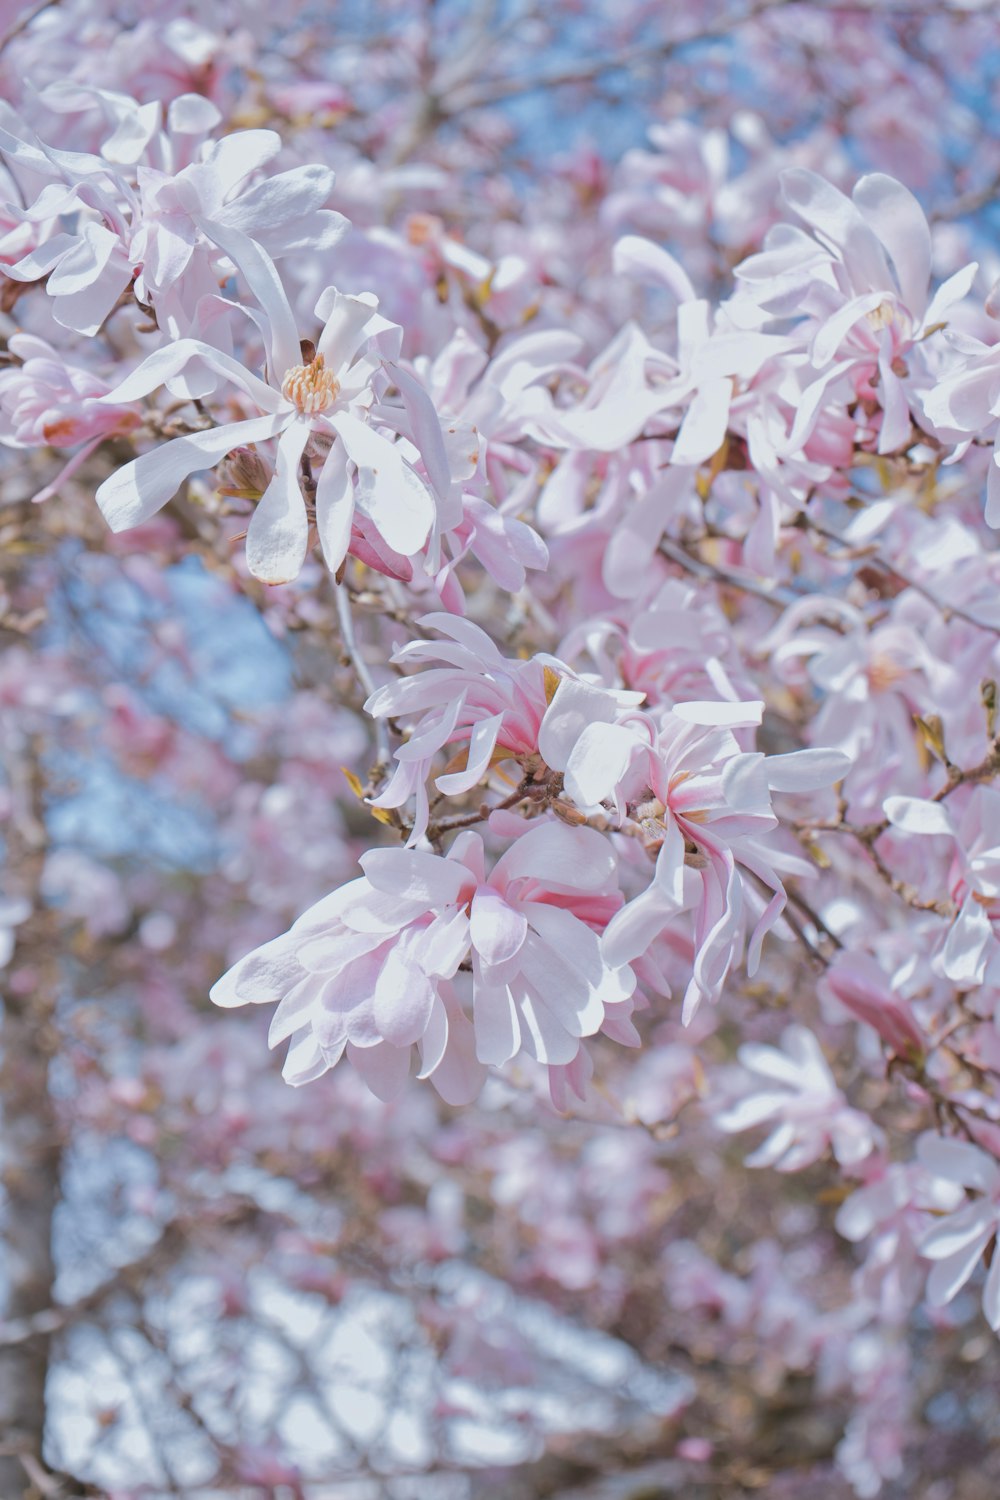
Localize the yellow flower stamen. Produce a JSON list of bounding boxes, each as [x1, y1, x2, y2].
[[281, 353, 341, 415]]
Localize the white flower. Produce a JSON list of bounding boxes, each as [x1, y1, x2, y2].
[[917, 1132, 1000, 1331], [95, 228, 437, 584], [716, 1024, 878, 1170]]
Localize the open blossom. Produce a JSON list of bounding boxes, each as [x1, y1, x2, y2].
[[761, 593, 940, 818], [716, 1024, 880, 1171], [558, 576, 752, 709], [0, 332, 142, 502], [394, 326, 573, 605], [922, 334, 1000, 525], [836, 1158, 963, 1323], [0, 112, 346, 336], [211, 819, 636, 1100], [582, 705, 849, 1022], [884, 786, 1000, 987], [916, 1132, 1000, 1330], [94, 229, 437, 583], [734, 169, 977, 457], [365, 614, 645, 843], [0, 333, 140, 450]]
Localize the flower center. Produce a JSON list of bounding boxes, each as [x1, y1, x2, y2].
[[281, 354, 340, 415], [865, 300, 896, 332], [866, 653, 906, 693]]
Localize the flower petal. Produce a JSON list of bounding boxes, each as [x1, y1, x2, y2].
[[96, 413, 286, 531], [332, 409, 435, 557], [314, 441, 355, 574], [244, 420, 310, 584], [470, 887, 527, 966]]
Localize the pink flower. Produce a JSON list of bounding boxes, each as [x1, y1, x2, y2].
[[735, 169, 977, 457], [820, 951, 924, 1058], [923, 335, 1000, 525], [366, 614, 644, 843], [596, 705, 848, 1021], [211, 819, 635, 1100], [0, 112, 346, 337], [0, 332, 143, 501], [0, 333, 139, 450], [884, 786, 1000, 987], [836, 1158, 961, 1323], [716, 1024, 880, 1171]]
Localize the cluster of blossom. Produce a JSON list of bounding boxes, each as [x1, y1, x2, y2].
[[8, 0, 1000, 1489]]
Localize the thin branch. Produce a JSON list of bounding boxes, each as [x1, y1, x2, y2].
[[803, 510, 1000, 637], [335, 580, 390, 766], [441, 0, 797, 113], [658, 536, 800, 610], [0, 0, 60, 56]]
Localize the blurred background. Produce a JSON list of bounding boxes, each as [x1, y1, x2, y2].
[[3, 1, 1000, 1495]]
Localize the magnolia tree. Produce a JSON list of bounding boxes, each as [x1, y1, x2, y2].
[[5, 0, 1000, 1495]]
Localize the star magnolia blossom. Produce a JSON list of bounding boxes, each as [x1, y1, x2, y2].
[[365, 613, 645, 843], [211, 820, 636, 1099], [923, 337, 1000, 525], [917, 1132, 1000, 1331], [884, 787, 1000, 987], [94, 227, 436, 583], [573, 705, 850, 1021], [716, 1023, 880, 1171], [734, 169, 977, 457], [0, 113, 346, 336], [819, 951, 924, 1059], [0, 332, 141, 501]]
